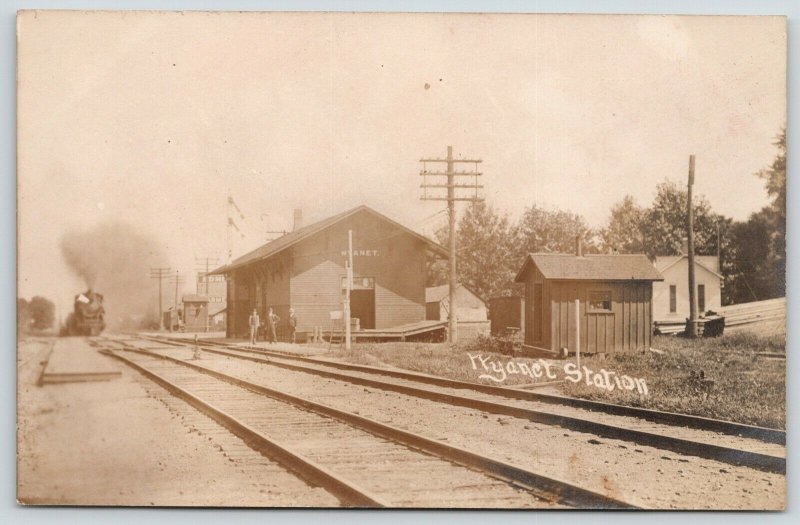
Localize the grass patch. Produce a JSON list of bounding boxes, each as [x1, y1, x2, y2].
[[562, 333, 785, 429], [326, 332, 785, 429], [325, 338, 561, 387]]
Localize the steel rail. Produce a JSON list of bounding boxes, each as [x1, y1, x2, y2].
[[155, 340, 785, 475], [100, 348, 387, 507], [151, 335, 784, 446], [114, 342, 640, 509]]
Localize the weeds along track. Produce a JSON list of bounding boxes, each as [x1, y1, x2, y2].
[[138, 335, 785, 474], [100, 338, 637, 509]]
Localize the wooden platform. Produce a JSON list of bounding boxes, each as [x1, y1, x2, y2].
[[40, 337, 121, 384], [352, 320, 447, 341]]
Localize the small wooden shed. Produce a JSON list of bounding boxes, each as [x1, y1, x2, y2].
[[488, 296, 525, 337], [514, 251, 663, 355], [181, 294, 209, 332]]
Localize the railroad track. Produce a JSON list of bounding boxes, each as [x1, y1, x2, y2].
[[134, 334, 785, 474], [99, 338, 637, 509]]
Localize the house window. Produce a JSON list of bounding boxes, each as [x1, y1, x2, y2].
[[588, 291, 612, 312], [669, 285, 677, 313], [698, 284, 706, 313]]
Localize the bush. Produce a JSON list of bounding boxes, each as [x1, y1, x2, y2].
[[462, 334, 517, 356]]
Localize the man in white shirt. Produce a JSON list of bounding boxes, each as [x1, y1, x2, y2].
[[248, 309, 260, 345]]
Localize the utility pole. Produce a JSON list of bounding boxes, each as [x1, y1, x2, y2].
[[687, 154, 698, 338], [227, 191, 245, 264], [260, 214, 288, 242], [149, 267, 171, 331], [195, 257, 219, 333], [195, 257, 220, 295], [169, 270, 185, 332], [345, 229, 353, 350], [227, 190, 233, 264], [420, 146, 483, 344]]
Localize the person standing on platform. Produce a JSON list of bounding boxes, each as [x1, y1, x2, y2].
[[288, 308, 297, 344], [267, 307, 280, 343], [248, 308, 260, 345]]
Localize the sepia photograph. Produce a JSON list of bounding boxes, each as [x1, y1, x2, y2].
[[15, 10, 787, 510]]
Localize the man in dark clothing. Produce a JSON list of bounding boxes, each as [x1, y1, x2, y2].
[[288, 308, 297, 344], [267, 307, 280, 343]]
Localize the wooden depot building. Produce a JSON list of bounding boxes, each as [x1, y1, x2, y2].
[[514, 242, 664, 355], [210, 205, 448, 341]]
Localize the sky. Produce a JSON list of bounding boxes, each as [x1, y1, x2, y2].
[[17, 11, 786, 317]]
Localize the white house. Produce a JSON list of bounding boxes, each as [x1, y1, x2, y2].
[[653, 254, 723, 324], [425, 283, 489, 339]]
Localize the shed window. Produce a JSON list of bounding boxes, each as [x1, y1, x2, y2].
[[669, 285, 677, 313], [588, 291, 612, 312]]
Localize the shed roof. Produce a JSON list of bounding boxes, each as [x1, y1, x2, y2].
[[182, 294, 209, 303], [210, 205, 447, 275], [514, 253, 664, 282]]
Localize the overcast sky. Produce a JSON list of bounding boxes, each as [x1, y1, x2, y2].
[[17, 11, 786, 315]]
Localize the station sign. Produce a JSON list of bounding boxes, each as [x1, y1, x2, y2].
[[340, 249, 379, 257], [341, 276, 375, 290]]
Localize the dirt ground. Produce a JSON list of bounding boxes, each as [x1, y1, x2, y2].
[[193, 351, 786, 510], [16, 336, 786, 509], [16, 337, 335, 507]]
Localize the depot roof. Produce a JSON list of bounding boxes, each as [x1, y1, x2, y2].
[[210, 205, 447, 275]]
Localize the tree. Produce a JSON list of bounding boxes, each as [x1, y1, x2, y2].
[[757, 128, 786, 223], [722, 130, 787, 302], [640, 180, 721, 260], [431, 202, 521, 299], [517, 205, 596, 256], [725, 212, 773, 303], [17, 298, 31, 334], [601, 196, 646, 254], [28, 296, 55, 331], [754, 128, 786, 297]]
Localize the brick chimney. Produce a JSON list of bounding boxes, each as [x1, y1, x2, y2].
[[681, 237, 689, 255], [575, 235, 583, 257], [293, 209, 303, 231]]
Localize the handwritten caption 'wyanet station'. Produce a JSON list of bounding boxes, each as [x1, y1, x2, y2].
[[468, 354, 649, 396]]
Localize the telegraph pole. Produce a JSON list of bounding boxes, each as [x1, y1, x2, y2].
[[169, 270, 185, 332], [227, 191, 245, 264], [195, 257, 219, 333], [345, 229, 353, 350], [149, 267, 171, 331], [419, 146, 483, 344], [260, 214, 288, 242], [687, 154, 698, 338], [195, 257, 220, 295]]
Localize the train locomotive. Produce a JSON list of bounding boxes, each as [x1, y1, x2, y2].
[[64, 290, 106, 336]]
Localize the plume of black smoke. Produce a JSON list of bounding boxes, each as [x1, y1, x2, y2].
[[60, 222, 169, 330]]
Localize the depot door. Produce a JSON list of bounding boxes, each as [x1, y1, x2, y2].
[[351, 289, 375, 329]]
